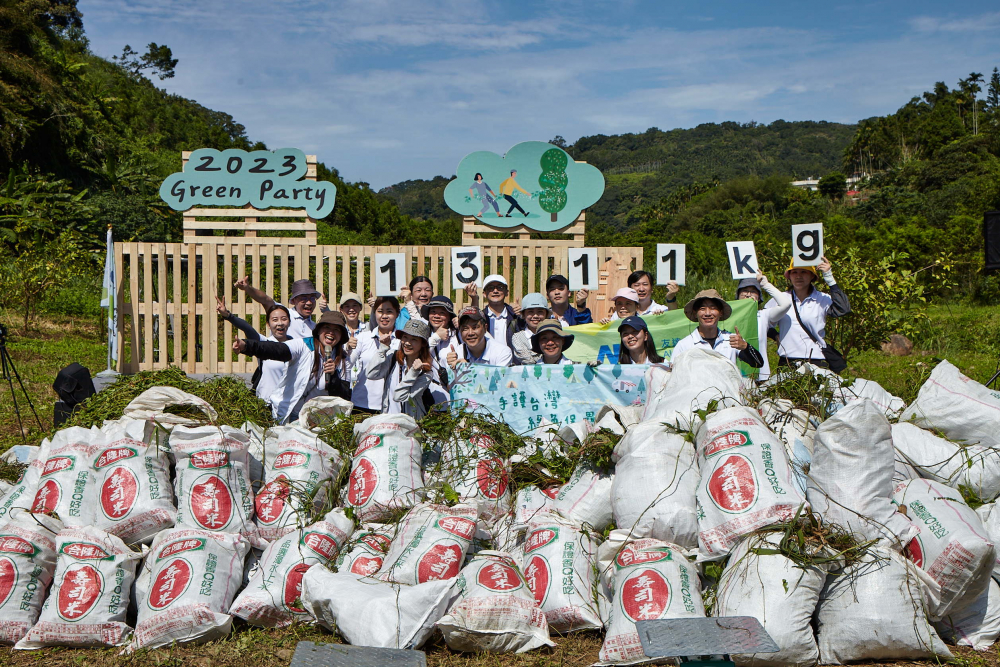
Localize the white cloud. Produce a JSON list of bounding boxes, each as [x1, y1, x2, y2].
[[910, 11, 1000, 33]]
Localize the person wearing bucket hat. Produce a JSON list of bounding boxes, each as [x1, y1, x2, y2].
[[421, 295, 459, 368], [234, 311, 352, 423], [671, 289, 764, 370], [235, 275, 327, 340], [735, 271, 792, 381], [600, 287, 640, 324], [767, 255, 851, 372], [447, 307, 513, 369], [511, 293, 550, 365], [617, 315, 664, 364], [530, 319, 575, 365], [367, 318, 446, 418], [545, 274, 592, 326]]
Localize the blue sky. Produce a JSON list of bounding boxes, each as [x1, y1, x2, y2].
[[79, 0, 1000, 189]]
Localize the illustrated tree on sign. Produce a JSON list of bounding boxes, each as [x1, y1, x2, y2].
[[539, 148, 569, 223], [583, 364, 596, 384], [563, 365, 575, 381]]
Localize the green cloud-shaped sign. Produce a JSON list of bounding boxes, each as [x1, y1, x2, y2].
[[444, 141, 605, 232]]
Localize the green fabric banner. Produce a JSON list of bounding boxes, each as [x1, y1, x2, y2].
[[562, 298, 761, 375]]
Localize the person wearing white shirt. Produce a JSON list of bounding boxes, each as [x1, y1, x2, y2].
[[766, 256, 851, 372], [215, 297, 293, 406], [446, 308, 513, 369], [479, 274, 518, 353], [236, 277, 326, 340], [627, 270, 680, 316], [511, 293, 549, 365], [601, 287, 640, 324], [339, 292, 366, 337], [422, 295, 459, 369], [366, 319, 445, 418], [351, 296, 401, 413], [671, 289, 764, 370], [531, 319, 575, 365], [736, 272, 792, 381]]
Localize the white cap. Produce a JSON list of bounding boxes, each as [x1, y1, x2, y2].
[[483, 274, 508, 289]]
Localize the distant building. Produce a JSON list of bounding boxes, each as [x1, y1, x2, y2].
[[790, 175, 866, 191]]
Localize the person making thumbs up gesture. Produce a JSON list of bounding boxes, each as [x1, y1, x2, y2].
[[669, 289, 764, 370]]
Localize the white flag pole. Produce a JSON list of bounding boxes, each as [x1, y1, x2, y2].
[[98, 225, 118, 378]]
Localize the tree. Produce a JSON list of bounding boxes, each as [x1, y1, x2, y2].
[[987, 68, 1000, 114], [967, 72, 984, 135], [818, 172, 847, 199], [549, 136, 567, 149], [113, 42, 178, 80], [538, 148, 568, 223]]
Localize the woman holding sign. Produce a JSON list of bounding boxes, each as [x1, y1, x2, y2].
[[735, 272, 791, 381], [396, 275, 435, 329], [767, 256, 851, 373]]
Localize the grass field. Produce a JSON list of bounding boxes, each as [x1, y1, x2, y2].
[[1, 305, 999, 664]]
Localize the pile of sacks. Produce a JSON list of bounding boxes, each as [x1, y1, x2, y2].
[[1, 353, 999, 667]]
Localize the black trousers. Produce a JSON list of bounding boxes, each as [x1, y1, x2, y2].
[[504, 194, 527, 216]]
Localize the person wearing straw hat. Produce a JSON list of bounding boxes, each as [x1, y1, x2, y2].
[[447, 308, 513, 368], [235, 276, 327, 340], [766, 255, 850, 372], [670, 289, 764, 369], [511, 293, 550, 365], [367, 319, 446, 418], [531, 319, 576, 365], [600, 287, 640, 324], [735, 271, 791, 381], [234, 311, 351, 423], [617, 315, 664, 364]]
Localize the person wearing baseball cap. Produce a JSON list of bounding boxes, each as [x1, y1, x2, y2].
[[447, 307, 513, 368], [670, 289, 764, 370], [511, 293, 550, 365], [545, 274, 592, 326], [617, 315, 664, 364], [339, 292, 366, 338], [234, 275, 327, 340], [476, 274, 518, 354], [366, 318, 446, 418], [767, 255, 851, 372], [530, 319, 575, 365], [600, 287, 640, 324], [734, 272, 791, 381]]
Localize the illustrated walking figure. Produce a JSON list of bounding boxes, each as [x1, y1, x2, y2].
[[499, 169, 531, 217], [469, 173, 501, 218]]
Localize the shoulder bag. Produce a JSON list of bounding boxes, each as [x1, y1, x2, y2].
[[790, 293, 847, 374]]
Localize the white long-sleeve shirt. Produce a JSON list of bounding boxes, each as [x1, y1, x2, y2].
[[265, 339, 325, 424], [366, 345, 444, 417], [351, 328, 398, 410], [754, 276, 792, 381]]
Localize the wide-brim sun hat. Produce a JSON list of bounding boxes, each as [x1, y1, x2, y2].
[[784, 259, 819, 281], [314, 311, 349, 344], [613, 287, 640, 304], [520, 292, 548, 311], [290, 279, 321, 301], [421, 295, 456, 320], [531, 319, 575, 354], [400, 318, 431, 342], [683, 289, 732, 322]]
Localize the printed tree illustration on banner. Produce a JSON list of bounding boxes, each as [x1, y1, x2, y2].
[[539, 148, 569, 223]]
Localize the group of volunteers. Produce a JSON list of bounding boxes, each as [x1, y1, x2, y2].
[[221, 254, 849, 424]]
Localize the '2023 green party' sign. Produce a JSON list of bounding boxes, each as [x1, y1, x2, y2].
[[159, 147, 337, 218], [443, 141, 605, 233]]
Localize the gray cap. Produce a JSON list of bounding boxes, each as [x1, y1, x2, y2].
[[736, 277, 762, 301], [400, 318, 431, 342]]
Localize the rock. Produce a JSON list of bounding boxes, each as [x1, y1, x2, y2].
[[882, 334, 913, 356]]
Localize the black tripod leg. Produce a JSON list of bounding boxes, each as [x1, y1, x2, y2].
[[988, 364, 1000, 389], [1, 350, 29, 446], [1, 345, 43, 439]]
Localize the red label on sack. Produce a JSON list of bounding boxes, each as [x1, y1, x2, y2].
[[905, 537, 924, 569], [525, 528, 558, 553], [95, 447, 137, 469], [703, 431, 750, 458], [255, 476, 290, 525], [100, 466, 138, 520], [273, 450, 309, 469], [355, 434, 382, 456], [0, 556, 16, 607], [350, 555, 383, 576], [348, 457, 378, 507], [283, 563, 311, 612], [302, 532, 338, 560], [476, 560, 523, 591], [707, 453, 758, 514], [360, 533, 391, 553], [32, 479, 61, 514], [476, 458, 509, 499], [622, 569, 670, 622], [541, 485, 561, 499], [468, 434, 495, 449], [57, 563, 103, 621], [436, 516, 476, 540], [190, 474, 234, 530], [615, 545, 672, 569], [42, 456, 74, 476], [416, 542, 464, 583], [0, 535, 35, 555], [61, 542, 111, 560], [158, 538, 205, 560], [523, 555, 550, 606], [189, 450, 229, 469], [149, 558, 192, 610]]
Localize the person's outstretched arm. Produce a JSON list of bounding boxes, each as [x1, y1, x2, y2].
[[234, 275, 276, 310], [818, 257, 851, 317], [760, 274, 792, 325], [237, 338, 292, 361]]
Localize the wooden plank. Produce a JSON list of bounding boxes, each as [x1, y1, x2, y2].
[[250, 244, 261, 332], [280, 246, 289, 305], [222, 243, 233, 374], [354, 246, 364, 304], [172, 244, 182, 366], [157, 243, 168, 368], [185, 219, 311, 230], [143, 247, 153, 368], [183, 208, 310, 219], [513, 246, 523, 302], [328, 246, 339, 309], [187, 243, 197, 373], [205, 243, 218, 374], [115, 242, 126, 370], [443, 247, 452, 304], [183, 235, 312, 246], [527, 245, 537, 296], [314, 247, 325, 311]]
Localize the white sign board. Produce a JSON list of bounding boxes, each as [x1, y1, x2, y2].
[[656, 244, 686, 286], [726, 241, 759, 279], [791, 223, 824, 267], [374, 253, 406, 297], [451, 246, 483, 290], [567, 248, 598, 290]]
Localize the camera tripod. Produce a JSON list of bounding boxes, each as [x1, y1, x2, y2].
[[0, 323, 43, 446]]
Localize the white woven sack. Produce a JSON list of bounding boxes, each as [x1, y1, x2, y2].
[[0, 511, 63, 644], [92, 418, 175, 544], [512, 485, 560, 531], [523, 512, 603, 632], [893, 478, 995, 619], [376, 503, 478, 585], [231, 509, 353, 627], [301, 567, 456, 649], [715, 532, 828, 667], [295, 396, 353, 430], [438, 429, 511, 521], [436, 551, 554, 653], [255, 425, 346, 542], [346, 414, 424, 522], [976, 503, 1000, 580], [807, 399, 917, 547], [900, 360, 1000, 448], [29, 426, 102, 527], [122, 386, 218, 426], [335, 524, 393, 577], [0, 438, 49, 522], [611, 422, 699, 548], [814, 548, 953, 664], [936, 577, 1000, 650], [551, 465, 614, 531], [757, 398, 813, 495], [892, 422, 1000, 501], [15, 527, 141, 649], [597, 538, 704, 665], [642, 349, 744, 430], [695, 406, 807, 559], [596, 404, 643, 435], [131, 528, 249, 650], [833, 377, 906, 419]]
